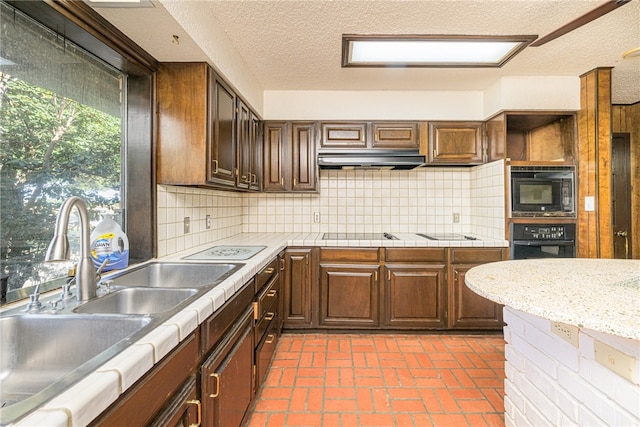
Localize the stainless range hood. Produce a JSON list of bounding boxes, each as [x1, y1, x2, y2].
[[317, 150, 426, 170]]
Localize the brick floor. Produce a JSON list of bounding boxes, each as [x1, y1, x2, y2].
[[246, 333, 505, 427]]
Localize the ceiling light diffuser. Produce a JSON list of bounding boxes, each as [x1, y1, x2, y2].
[[342, 35, 536, 68]]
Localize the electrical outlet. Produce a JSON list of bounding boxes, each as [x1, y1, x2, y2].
[[313, 212, 320, 223], [184, 217, 190, 234], [594, 339, 638, 383], [551, 321, 579, 347], [206, 214, 211, 229], [585, 196, 595, 212], [453, 213, 460, 223]]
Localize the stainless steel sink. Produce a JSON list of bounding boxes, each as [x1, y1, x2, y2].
[[0, 314, 152, 423], [74, 287, 199, 315], [104, 262, 244, 288]]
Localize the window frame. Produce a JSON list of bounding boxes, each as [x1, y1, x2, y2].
[[3, 0, 158, 301]]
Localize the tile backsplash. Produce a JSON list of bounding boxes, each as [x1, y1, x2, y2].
[[157, 160, 505, 257]]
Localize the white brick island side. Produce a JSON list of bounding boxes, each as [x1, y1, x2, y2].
[[465, 259, 640, 427]]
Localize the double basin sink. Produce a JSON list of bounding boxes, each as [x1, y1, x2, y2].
[[0, 261, 244, 425]]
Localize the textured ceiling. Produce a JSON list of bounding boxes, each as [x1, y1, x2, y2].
[[94, 0, 640, 104]]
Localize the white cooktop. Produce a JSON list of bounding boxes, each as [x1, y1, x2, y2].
[[183, 245, 266, 260]]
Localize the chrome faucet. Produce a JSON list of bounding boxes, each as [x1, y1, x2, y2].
[[45, 196, 97, 301]]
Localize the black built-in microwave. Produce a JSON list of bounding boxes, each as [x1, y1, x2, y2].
[[510, 166, 575, 217]]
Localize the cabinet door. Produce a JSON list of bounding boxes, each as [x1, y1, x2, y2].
[[209, 72, 237, 187], [485, 113, 506, 162], [372, 122, 419, 149], [449, 264, 503, 329], [157, 63, 209, 185], [319, 265, 379, 327], [320, 122, 367, 148], [282, 249, 313, 327], [291, 122, 317, 192], [428, 121, 484, 164], [249, 112, 262, 191], [263, 122, 289, 192], [149, 376, 200, 427], [202, 310, 254, 427], [384, 264, 447, 329], [236, 99, 252, 190]]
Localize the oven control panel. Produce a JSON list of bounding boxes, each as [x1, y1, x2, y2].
[[511, 223, 576, 241]]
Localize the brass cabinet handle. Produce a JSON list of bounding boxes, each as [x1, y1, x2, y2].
[[209, 373, 220, 398], [388, 270, 391, 281], [211, 160, 218, 174], [267, 289, 277, 297], [253, 301, 259, 320], [252, 173, 257, 184], [433, 149, 437, 159], [264, 312, 275, 321], [280, 258, 285, 271], [374, 271, 378, 281], [281, 177, 285, 186], [265, 334, 275, 344], [293, 177, 297, 186], [264, 267, 275, 275], [186, 400, 202, 427]]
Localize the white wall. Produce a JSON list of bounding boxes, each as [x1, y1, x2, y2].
[[264, 77, 580, 120]]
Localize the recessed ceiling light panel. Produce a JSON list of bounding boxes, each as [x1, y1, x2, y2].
[[343, 35, 536, 68]]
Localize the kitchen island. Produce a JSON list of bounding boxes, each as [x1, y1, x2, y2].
[[465, 258, 640, 427]]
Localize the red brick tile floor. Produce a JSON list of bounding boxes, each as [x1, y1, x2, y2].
[[246, 333, 505, 427]]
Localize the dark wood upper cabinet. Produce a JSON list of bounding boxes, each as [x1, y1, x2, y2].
[[263, 121, 317, 193], [236, 99, 261, 191], [371, 122, 419, 149], [428, 121, 484, 165], [291, 122, 317, 192], [209, 73, 237, 188], [320, 121, 420, 150], [320, 122, 367, 148]]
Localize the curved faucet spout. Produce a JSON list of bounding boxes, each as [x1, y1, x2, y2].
[[45, 196, 97, 301]]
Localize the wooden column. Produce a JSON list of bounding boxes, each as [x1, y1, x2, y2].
[[577, 68, 613, 258]]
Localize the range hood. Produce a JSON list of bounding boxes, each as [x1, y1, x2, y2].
[[317, 150, 426, 170]]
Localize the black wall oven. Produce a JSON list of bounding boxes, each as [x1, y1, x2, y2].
[[510, 223, 576, 259]]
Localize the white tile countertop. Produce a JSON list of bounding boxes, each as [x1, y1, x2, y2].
[[465, 258, 640, 340], [13, 232, 507, 426]]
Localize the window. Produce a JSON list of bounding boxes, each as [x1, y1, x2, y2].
[[0, 1, 156, 305]]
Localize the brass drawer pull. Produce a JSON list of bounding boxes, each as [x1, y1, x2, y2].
[[267, 289, 277, 297], [211, 159, 218, 174], [280, 259, 285, 271], [186, 399, 202, 427], [253, 301, 259, 320], [264, 267, 275, 275], [209, 373, 220, 398], [264, 312, 275, 321], [265, 334, 275, 344]]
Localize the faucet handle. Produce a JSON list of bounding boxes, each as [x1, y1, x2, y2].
[[24, 287, 43, 313], [49, 299, 64, 313], [99, 280, 115, 294]]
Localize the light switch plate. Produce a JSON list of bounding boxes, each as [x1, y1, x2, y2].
[[594, 339, 638, 384], [184, 217, 190, 234], [585, 196, 595, 212]]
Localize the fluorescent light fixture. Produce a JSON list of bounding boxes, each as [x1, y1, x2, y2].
[[342, 35, 536, 68], [84, 0, 154, 8], [0, 56, 16, 66]]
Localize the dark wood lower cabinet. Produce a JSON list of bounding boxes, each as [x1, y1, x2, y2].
[[282, 248, 313, 327], [201, 308, 254, 427], [149, 376, 200, 427], [448, 248, 507, 329], [319, 264, 380, 327], [384, 264, 447, 329]]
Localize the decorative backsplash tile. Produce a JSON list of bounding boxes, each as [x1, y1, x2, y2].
[[156, 160, 505, 256]]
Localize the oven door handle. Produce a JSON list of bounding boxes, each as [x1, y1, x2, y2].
[[512, 240, 575, 246]]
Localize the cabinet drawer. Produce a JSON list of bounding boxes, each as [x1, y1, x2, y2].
[[255, 297, 278, 345], [320, 248, 380, 263], [255, 257, 279, 293], [202, 280, 254, 355], [255, 314, 280, 388], [254, 275, 280, 321], [449, 248, 506, 264], [385, 248, 446, 262]]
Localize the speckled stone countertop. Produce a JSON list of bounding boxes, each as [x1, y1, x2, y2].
[[465, 258, 640, 340]]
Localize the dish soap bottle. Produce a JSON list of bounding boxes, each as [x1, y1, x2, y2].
[[90, 214, 129, 272]]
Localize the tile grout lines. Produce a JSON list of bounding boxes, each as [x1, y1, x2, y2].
[[246, 333, 505, 427]]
